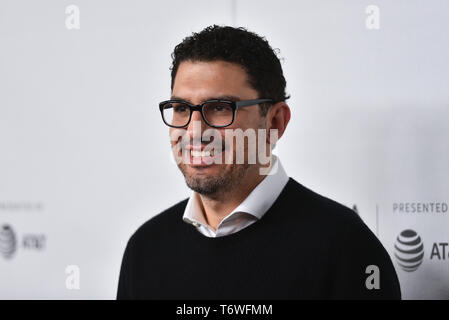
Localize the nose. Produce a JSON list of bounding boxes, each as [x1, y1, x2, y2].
[[186, 108, 208, 142], [190, 109, 203, 124]]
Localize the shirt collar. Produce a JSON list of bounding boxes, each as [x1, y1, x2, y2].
[[182, 155, 289, 227]]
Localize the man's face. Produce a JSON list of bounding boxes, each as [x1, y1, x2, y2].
[[170, 60, 266, 197]]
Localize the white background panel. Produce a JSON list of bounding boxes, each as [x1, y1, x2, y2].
[[1, 0, 448, 299]]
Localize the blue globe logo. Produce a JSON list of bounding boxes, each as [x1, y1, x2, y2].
[[0, 224, 17, 259], [394, 229, 424, 272]]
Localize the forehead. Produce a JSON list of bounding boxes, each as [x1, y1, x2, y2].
[[172, 60, 257, 103]]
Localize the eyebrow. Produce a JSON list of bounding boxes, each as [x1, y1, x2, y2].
[[170, 95, 242, 103]]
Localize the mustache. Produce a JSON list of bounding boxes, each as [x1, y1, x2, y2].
[[176, 135, 227, 151]]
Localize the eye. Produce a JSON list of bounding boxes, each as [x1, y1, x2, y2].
[[208, 103, 232, 112], [173, 104, 188, 113]]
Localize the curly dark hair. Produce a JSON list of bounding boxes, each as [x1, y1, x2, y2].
[[170, 25, 290, 116]]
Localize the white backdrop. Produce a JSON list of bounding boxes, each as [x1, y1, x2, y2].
[[0, 0, 448, 299]]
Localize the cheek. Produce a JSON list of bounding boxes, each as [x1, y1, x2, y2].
[[237, 109, 263, 128], [169, 128, 188, 146]]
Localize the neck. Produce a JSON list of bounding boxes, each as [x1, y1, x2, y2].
[[197, 165, 267, 231]]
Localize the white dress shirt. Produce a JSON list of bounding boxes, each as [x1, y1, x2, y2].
[[182, 156, 289, 237]]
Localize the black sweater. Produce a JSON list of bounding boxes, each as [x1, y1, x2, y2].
[[117, 178, 401, 299]]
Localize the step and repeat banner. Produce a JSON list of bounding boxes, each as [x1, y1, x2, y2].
[[1, 0, 448, 299]]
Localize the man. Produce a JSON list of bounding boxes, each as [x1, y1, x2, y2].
[[117, 25, 401, 299]]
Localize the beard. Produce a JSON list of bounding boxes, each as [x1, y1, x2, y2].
[[178, 162, 250, 198]]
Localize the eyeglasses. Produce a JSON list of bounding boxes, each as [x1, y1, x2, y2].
[[159, 98, 273, 128]]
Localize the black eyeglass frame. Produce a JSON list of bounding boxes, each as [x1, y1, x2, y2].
[[159, 98, 274, 128]]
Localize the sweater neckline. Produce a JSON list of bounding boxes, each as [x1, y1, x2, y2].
[[181, 178, 294, 242]]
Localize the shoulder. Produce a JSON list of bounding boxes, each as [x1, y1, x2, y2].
[[285, 179, 400, 298], [283, 178, 385, 251], [127, 198, 189, 250], [285, 178, 364, 230]]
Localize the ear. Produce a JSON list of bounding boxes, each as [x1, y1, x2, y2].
[[265, 102, 291, 144]]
